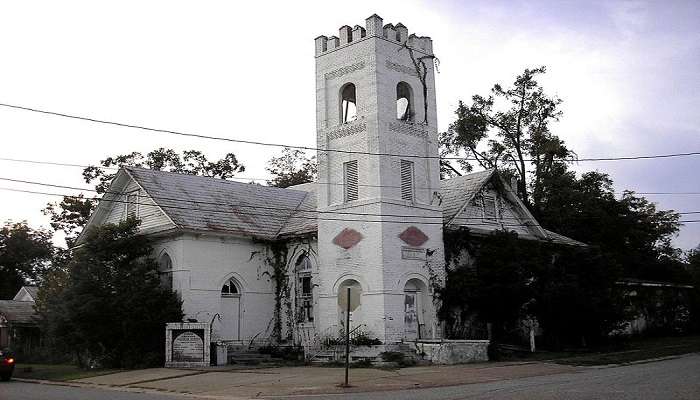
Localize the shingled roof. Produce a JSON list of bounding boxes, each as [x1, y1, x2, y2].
[[439, 169, 494, 224], [0, 301, 38, 326], [119, 167, 583, 246], [126, 167, 313, 240]]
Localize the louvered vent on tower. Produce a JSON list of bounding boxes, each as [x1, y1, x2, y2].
[[401, 160, 414, 201], [344, 160, 358, 201]]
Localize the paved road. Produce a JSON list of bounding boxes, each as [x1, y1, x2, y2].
[[0, 381, 185, 400], [279, 354, 700, 400], [1, 354, 699, 400]]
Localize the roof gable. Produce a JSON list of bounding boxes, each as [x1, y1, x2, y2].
[[439, 169, 495, 225], [12, 286, 38, 302], [78, 167, 582, 246], [76, 169, 177, 245]]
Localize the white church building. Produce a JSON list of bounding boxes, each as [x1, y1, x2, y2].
[[79, 15, 581, 347]]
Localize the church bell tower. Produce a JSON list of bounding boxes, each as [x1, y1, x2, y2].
[[314, 14, 444, 342]]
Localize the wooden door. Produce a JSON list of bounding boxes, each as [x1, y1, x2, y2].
[[404, 291, 419, 340], [220, 295, 241, 341]]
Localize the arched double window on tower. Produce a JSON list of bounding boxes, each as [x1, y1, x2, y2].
[[396, 81, 414, 122], [340, 83, 357, 123], [295, 253, 314, 323]]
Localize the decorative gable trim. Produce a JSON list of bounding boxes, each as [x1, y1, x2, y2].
[[444, 169, 496, 226], [123, 168, 179, 229]]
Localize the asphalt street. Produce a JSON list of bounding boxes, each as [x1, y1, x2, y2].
[[1, 353, 699, 400]]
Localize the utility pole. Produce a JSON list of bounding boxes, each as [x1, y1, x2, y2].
[[344, 287, 351, 387]]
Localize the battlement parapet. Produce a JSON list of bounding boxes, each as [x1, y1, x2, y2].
[[315, 14, 433, 56]]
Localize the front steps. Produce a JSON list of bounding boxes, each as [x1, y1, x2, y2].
[[309, 342, 420, 365]]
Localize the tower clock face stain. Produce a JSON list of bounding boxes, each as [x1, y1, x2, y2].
[[333, 228, 363, 249], [399, 226, 429, 247]]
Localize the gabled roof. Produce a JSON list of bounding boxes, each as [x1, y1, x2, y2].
[[12, 286, 38, 302], [125, 167, 313, 240], [85, 167, 583, 246], [439, 169, 495, 224], [0, 300, 38, 325]]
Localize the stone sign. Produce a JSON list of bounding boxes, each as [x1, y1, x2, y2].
[[172, 330, 204, 362], [165, 322, 210, 368]]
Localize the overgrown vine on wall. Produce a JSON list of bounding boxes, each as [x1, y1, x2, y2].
[[252, 239, 289, 342], [398, 42, 439, 124], [251, 237, 318, 344], [423, 247, 443, 298]]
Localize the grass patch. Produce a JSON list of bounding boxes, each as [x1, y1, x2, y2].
[[555, 336, 700, 366], [13, 363, 119, 382], [493, 335, 700, 366]]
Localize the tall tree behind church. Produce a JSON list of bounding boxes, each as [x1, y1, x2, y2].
[[0, 221, 54, 299], [440, 66, 572, 208]]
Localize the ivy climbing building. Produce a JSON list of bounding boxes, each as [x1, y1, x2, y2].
[[78, 14, 584, 352]]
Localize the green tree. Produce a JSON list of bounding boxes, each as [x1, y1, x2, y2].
[[531, 247, 626, 347], [44, 148, 246, 245], [0, 221, 54, 299], [42, 194, 96, 247], [534, 165, 683, 281], [38, 218, 183, 368], [687, 247, 700, 332], [439, 230, 541, 341], [440, 66, 571, 206], [266, 147, 317, 188], [440, 229, 627, 347]]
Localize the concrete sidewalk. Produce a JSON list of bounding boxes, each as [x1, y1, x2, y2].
[[67, 362, 582, 399]]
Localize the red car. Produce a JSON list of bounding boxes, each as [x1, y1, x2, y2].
[[0, 349, 15, 381]]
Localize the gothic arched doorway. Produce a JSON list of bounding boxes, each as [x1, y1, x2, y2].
[[403, 278, 427, 340], [220, 278, 241, 341]]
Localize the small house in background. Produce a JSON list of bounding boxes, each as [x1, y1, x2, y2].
[[0, 286, 40, 354], [13, 286, 38, 303], [617, 279, 695, 335]]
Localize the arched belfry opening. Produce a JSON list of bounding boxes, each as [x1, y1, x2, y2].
[[340, 83, 357, 123], [396, 81, 414, 121]]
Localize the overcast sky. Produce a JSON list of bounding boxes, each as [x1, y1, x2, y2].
[[1, 0, 698, 249]]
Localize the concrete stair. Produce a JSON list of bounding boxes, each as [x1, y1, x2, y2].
[[227, 350, 277, 365]]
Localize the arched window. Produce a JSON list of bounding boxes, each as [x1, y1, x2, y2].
[[396, 82, 414, 121], [296, 253, 313, 322], [158, 253, 173, 291], [340, 83, 357, 123], [221, 278, 239, 296]]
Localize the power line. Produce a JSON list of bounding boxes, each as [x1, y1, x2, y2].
[[2, 102, 700, 162], [2, 157, 700, 196], [2, 176, 698, 222], [0, 186, 536, 227], [4, 187, 698, 227]]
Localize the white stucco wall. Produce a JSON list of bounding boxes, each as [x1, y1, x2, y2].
[[315, 16, 444, 343], [151, 233, 277, 342]]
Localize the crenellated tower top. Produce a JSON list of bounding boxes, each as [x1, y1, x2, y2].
[[315, 14, 433, 57]]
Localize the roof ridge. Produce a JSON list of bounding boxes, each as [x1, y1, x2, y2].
[[125, 166, 312, 194]]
